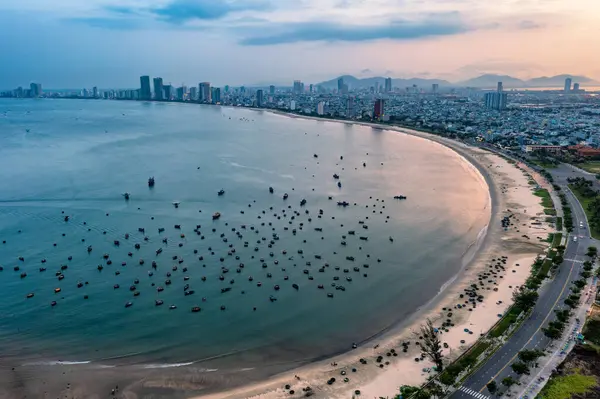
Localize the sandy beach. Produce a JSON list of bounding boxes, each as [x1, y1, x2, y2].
[[191, 114, 554, 399]]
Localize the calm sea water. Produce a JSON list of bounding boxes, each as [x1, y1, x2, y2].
[[0, 99, 488, 370]]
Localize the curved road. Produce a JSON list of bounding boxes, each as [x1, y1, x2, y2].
[[450, 164, 591, 399]]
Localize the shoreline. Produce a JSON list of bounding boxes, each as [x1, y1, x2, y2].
[[0, 100, 550, 399], [190, 108, 550, 399]]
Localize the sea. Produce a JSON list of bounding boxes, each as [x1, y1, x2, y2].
[[0, 99, 489, 375]]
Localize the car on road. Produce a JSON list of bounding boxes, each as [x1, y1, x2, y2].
[[580, 221, 585, 228], [573, 236, 578, 242]]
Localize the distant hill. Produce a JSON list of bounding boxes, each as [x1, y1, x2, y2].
[[526, 75, 598, 87], [316, 75, 451, 89], [458, 74, 526, 88]]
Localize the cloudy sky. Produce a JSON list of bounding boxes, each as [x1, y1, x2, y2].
[[1, 0, 599, 88]]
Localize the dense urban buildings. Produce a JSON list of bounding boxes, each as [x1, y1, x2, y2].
[[3, 74, 600, 153]]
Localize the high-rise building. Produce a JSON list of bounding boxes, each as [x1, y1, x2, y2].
[[317, 101, 325, 116], [309, 84, 313, 93], [176, 86, 185, 100], [432, 83, 439, 93], [82, 88, 89, 98], [189, 86, 198, 101], [384, 77, 392, 93], [293, 80, 303, 94], [140, 76, 151, 100], [153, 77, 164, 100], [484, 92, 508, 110], [199, 82, 211, 103], [497, 81, 503, 93], [269, 85, 275, 95], [373, 99, 385, 119], [29, 83, 42, 98], [256, 89, 264, 107], [564, 77, 572, 93], [346, 97, 355, 118], [163, 85, 172, 100], [337, 78, 344, 92], [224, 85, 230, 93], [573, 83, 580, 91], [290, 100, 296, 111], [213, 88, 221, 104], [14, 87, 23, 98]]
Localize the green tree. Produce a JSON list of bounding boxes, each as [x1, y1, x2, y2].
[[518, 349, 544, 364], [512, 287, 539, 311], [581, 271, 592, 279], [486, 381, 498, 395], [587, 246, 597, 257], [511, 361, 530, 375], [501, 376, 516, 388], [543, 326, 562, 339], [553, 255, 564, 265], [555, 309, 571, 323], [573, 279, 587, 289], [420, 319, 444, 372]]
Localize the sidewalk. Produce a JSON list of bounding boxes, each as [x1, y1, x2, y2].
[[516, 276, 597, 399]]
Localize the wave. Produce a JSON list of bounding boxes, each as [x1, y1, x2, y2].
[[23, 360, 91, 366], [142, 362, 195, 369]]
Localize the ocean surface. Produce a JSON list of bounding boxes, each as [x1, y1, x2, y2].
[[0, 99, 489, 372]]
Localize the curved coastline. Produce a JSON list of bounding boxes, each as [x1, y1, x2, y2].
[[0, 100, 522, 399], [189, 110, 502, 399]]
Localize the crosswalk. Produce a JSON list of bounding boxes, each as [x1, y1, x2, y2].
[[458, 386, 490, 399]]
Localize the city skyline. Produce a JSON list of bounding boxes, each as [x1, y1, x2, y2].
[[1, 0, 600, 88]]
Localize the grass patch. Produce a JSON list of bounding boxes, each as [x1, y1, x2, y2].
[[576, 161, 600, 174], [544, 208, 557, 216], [538, 259, 554, 278], [439, 341, 492, 385], [569, 185, 600, 240], [552, 232, 563, 248], [546, 233, 555, 243], [537, 371, 597, 399], [490, 306, 523, 338], [532, 160, 558, 169], [556, 217, 563, 231]]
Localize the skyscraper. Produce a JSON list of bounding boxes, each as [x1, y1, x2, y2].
[[199, 82, 211, 103], [346, 97, 355, 118], [189, 86, 198, 101], [373, 99, 385, 119], [256, 89, 264, 107], [293, 80, 302, 94], [213, 88, 221, 104], [573, 83, 580, 91], [153, 77, 164, 100], [484, 92, 507, 110], [384, 77, 392, 93], [290, 100, 296, 111], [269, 85, 275, 95], [497, 81, 503, 93], [140, 76, 151, 100], [432, 83, 439, 93], [29, 83, 42, 98], [564, 77, 572, 93], [337, 78, 344, 92], [176, 86, 185, 100], [163, 85, 172, 100], [309, 84, 313, 93]]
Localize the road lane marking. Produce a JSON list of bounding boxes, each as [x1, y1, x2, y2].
[[479, 245, 579, 392]]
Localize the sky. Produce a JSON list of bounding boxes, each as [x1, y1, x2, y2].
[[1, 0, 599, 88]]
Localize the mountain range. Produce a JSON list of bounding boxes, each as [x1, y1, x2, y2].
[[316, 74, 599, 89]]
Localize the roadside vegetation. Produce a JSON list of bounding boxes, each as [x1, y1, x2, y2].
[[568, 177, 600, 239]]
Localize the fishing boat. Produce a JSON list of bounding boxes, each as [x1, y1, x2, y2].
[[122, 192, 130, 200], [212, 212, 221, 220], [148, 177, 155, 187]]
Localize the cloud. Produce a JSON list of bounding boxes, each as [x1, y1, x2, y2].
[[69, 17, 143, 30], [518, 19, 543, 29], [150, 0, 271, 23], [239, 18, 471, 45]]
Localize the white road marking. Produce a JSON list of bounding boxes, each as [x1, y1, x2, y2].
[[459, 386, 490, 399]]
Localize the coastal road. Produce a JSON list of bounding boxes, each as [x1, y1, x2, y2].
[[449, 180, 591, 399]]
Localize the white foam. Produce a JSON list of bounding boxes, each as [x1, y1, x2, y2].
[[142, 362, 194, 369]]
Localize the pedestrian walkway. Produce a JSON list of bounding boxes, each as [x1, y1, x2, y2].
[[458, 386, 490, 399]]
